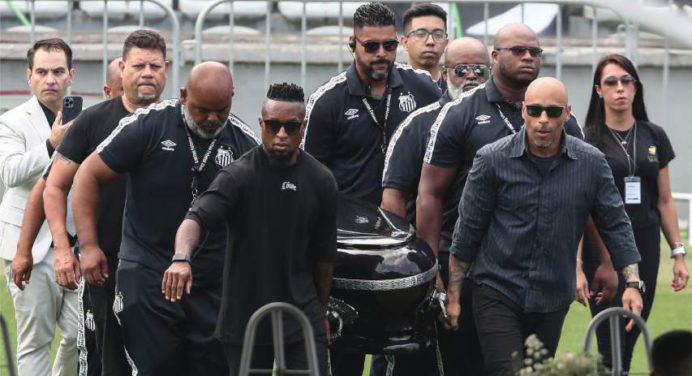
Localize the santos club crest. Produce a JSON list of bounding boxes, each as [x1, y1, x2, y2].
[[215, 146, 235, 168], [398, 92, 417, 112]]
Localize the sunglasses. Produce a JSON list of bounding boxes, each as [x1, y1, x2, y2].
[[263, 119, 302, 135], [453, 64, 489, 78], [601, 75, 637, 87], [354, 37, 399, 53], [495, 46, 543, 58], [406, 28, 447, 42], [525, 104, 564, 118]]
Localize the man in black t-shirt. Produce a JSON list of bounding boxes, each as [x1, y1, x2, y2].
[[72, 62, 258, 376], [163, 83, 337, 376], [43, 30, 169, 376], [303, 2, 441, 207]]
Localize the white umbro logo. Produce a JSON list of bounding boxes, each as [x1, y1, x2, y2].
[[161, 140, 176, 151], [281, 181, 297, 191], [476, 114, 491, 125], [345, 108, 359, 120]]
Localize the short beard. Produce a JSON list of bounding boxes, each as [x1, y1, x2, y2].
[[364, 59, 393, 81], [182, 105, 225, 139], [446, 79, 463, 100], [266, 148, 293, 167]]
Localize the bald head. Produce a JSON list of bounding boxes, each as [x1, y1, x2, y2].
[[445, 37, 488, 67], [494, 23, 538, 49], [181, 62, 234, 139], [104, 57, 124, 99], [525, 77, 568, 106], [186, 61, 233, 100]]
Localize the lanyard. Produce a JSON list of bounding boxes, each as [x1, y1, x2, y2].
[[607, 122, 637, 177], [184, 126, 218, 204], [362, 92, 392, 154], [495, 104, 518, 134]]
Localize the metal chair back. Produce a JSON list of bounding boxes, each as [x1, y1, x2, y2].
[[583, 307, 653, 375], [238, 302, 320, 376]]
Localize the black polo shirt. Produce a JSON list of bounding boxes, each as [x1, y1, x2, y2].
[[382, 91, 453, 223], [96, 99, 258, 285], [304, 63, 442, 205], [424, 77, 584, 253]]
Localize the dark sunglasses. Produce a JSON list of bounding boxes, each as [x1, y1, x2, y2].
[[525, 104, 564, 118], [355, 37, 399, 53], [602, 75, 636, 87], [495, 46, 543, 58], [453, 64, 489, 78], [263, 119, 302, 135], [406, 28, 447, 42]]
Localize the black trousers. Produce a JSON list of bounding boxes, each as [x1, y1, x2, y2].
[[369, 252, 484, 376], [584, 225, 660, 373], [78, 279, 101, 376], [224, 337, 328, 376], [114, 260, 227, 376], [472, 284, 568, 376], [86, 258, 131, 376]]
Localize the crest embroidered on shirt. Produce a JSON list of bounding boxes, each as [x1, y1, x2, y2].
[[161, 140, 176, 151], [648, 145, 658, 162], [345, 108, 360, 120], [215, 146, 234, 168], [281, 181, 297, 191], [398, 92, 417, 112]]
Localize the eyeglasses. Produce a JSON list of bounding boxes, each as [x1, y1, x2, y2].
[[354, 37, 399, 53], [495, 46, 543, 58], [406, 28, 447, 42], [453, 64, 489, 78], [525, 104, 564, 118], [601, 75, 637, 87], [263, 120, 302, 135]]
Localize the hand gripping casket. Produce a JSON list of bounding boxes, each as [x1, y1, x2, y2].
[[327, 196, 441, 354]]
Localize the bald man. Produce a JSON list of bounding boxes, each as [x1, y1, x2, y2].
[[446, 77, 643, 376], [379, 37, 489, 376], [71, 62, 259, 375], [103, 57, 123, 99]]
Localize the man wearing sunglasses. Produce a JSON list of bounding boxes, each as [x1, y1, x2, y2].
[[379, 36, 490, 376], [446, 77, 643, 376], [71, 62, 258, 375], [304, 2, 441, 209], [400, 3, 448, 89]]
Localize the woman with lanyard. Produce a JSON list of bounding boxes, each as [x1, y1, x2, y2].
[[580, 53, 689, 373]]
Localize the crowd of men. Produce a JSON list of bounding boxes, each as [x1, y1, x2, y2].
[[0, 2, 688, 376]]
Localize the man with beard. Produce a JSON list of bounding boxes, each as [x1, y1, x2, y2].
[[163, 83, 337, 376], [447, 77, 642, 376], [417, 24, 585, 374], [304, 2, 441, 207], [71, 62, 258, 375], [378, 36, 490, 376], [35, 30, 169, 376], [401, 3, 448, 90]]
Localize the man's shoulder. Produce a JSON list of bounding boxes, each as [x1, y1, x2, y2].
[[394, 63, 434, 80], [307, 72, 349, 106], [565, 135, 604, 160], [478, 133, 514, 156], [0, 97, 34, 125], [433, 84, 487, 129], [302, 152, 337, 184], [227, 113, 260, 145], [123, 98, 178, 126]]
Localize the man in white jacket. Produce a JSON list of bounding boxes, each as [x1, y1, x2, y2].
[[0, 38, 78, 376]]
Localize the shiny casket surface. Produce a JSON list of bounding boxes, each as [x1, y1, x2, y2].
[[329, 196, 437, 354]]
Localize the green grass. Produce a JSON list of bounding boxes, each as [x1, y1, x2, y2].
[[1, 245, 690, 375]]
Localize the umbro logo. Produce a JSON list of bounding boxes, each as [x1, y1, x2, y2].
[[161, 140, 176, 151], [281, 181, 297, 191], [476, 114, 491, 125], [345, 108, 359, 120]]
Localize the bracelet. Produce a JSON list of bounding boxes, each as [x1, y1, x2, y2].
[[671, 245, 686, 258]]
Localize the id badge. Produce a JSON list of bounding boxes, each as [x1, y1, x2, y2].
[[624, 176, 641, 204]]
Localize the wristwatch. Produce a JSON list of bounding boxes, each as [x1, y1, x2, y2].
[[171, 253, 191, 263], [625, 280, 646, 294], [671, 242, 687, 258]]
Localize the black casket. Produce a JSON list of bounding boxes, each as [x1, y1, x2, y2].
[[327, 196, 441, 354]]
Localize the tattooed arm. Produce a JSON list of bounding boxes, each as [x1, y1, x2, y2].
[[445, 255, 471, 331], [620, 263, 644, 331]]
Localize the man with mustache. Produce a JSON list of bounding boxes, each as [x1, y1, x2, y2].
[[379, 36, 490, 376], [0, 37, 78, 376], [70, 61, 258, 375], [400, 3, 449, 90], [304, 2, 441, 208], [23, 30, 169, 376], [417, 23, 585, 375]]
